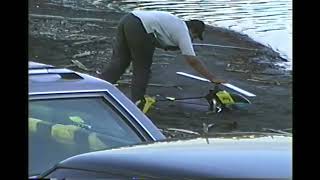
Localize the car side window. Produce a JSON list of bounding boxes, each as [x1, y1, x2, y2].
[[29, 96, 143, 176], [30, 97, 142, 141]]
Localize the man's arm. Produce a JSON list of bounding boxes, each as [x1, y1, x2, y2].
[[184, 55, 225, 83]]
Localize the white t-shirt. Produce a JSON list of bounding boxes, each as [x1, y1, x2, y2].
[[132, 11, 196, 56]]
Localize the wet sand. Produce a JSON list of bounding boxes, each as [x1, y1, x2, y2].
[[29, 1, 292, 134]]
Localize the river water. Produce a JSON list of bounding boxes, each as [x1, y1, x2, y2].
[[91, 0, 292, 70], [50, 0, 292, 70]]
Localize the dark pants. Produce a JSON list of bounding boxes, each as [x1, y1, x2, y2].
[[101, 13, 156, 102]]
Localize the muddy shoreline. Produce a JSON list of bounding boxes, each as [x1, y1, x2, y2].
[[28, 1, 292, 134]]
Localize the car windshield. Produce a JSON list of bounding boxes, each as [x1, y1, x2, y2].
[[29, 96, 143, 175]]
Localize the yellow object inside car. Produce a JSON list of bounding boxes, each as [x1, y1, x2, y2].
[[28, 117, 107, 150]]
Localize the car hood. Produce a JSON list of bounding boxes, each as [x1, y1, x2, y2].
[[53, 133, 292, 179]]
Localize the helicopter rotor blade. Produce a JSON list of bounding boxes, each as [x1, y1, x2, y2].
[[176, 72, 256, 97]]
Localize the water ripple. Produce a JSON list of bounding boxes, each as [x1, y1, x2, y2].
[[90, 0, 292, 69]]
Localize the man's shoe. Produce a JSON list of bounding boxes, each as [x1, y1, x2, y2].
[[135, 98, 146, 111], [135, 96, 156, 114]]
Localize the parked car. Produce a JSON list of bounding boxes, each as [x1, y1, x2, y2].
[[37, 132, 292, 179], [29, 61, 166, 177]]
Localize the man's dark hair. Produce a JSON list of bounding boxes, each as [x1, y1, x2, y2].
[[185, 20, 205, 40]]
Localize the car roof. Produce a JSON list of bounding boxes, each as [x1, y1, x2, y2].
[[29, 61, 116, 94], [29, 61, 54, 69], [53, 133, 292, 179], [28, 61, 166, 141]]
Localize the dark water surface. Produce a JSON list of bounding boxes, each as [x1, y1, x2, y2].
[[92, 0, 292, 69], [47, 0, 292, 68]]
